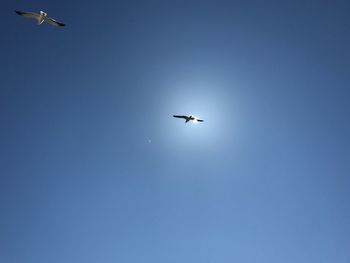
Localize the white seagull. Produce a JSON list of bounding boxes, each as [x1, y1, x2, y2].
[[173, 115, 204, 123], [15, 10, 65, 27]]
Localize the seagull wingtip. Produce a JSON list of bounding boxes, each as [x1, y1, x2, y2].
[[56, 22, 66, 27]]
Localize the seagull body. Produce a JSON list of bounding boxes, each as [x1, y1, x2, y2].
[[173, 115, 204, 123], [15, 10, 65, 27]]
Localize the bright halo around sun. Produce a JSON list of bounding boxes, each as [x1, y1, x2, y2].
[[192, 118, 198, 123]]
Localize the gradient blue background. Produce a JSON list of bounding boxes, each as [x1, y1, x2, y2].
[[1, 0, 350, 262]]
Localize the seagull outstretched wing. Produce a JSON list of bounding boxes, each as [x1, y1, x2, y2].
[[173, 115, 188, 119], [15, 11, 39, 20], [46, 17, 65, 27]]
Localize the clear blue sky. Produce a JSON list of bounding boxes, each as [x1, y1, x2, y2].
[[1, 0, 350, 262]]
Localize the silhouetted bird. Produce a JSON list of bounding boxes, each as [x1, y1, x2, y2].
[[173, 115, 204, 123], [15, 10, 65, 27]]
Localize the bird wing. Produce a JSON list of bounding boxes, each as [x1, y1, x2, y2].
[[15, 11, 40, 20], [196, 119, 204, 122], [46, 17, 65, 27], [173, 115, 188, 119]]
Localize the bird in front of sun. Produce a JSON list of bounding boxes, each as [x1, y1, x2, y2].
[[15, 10, 65, 27], [173, 115, 204, 123]]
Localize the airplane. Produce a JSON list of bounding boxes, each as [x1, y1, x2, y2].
[[15, 10, 65, 27], [173, 115, 204, 123]]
